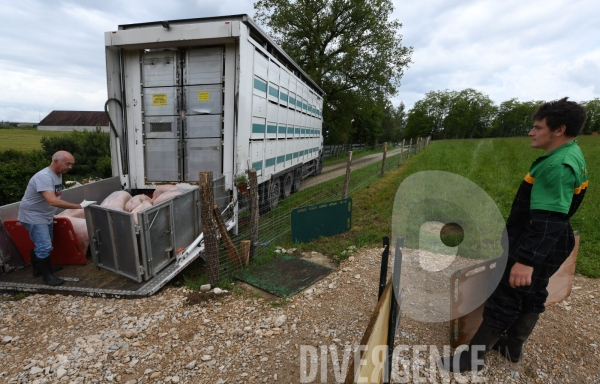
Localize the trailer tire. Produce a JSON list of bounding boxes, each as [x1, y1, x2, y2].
[[282, 172, 293, 199], [314, 156, 323, 175], [259, 182, 270, 214], [292, 168, 302, 192], [269, 178, 281, 211]]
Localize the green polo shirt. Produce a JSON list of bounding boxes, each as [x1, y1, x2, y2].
[[525, 140, 588, 214]]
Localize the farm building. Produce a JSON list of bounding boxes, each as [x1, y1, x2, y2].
[[37, 111, 109, 133]]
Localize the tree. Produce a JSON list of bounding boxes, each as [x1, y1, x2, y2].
[[381, 101, 407, 143], [492, 98, 540, 137], [254, 0, 413, 144], [582, 98, 600, 134], [405, 89, 496, 139], [404, 90, 455, 139], [444, 89, 496, 139]]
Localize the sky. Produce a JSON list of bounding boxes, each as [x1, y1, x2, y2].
[[1, 0, 599, 122]]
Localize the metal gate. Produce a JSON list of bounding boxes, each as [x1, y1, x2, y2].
[[141, 47, 224, 183], [86, 188, 201, 282]]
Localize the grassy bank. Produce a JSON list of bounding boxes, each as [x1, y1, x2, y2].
[[292, 135, 600, 278], [0, 129, 68, 151]]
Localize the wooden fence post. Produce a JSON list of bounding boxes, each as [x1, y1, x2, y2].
[[249, 168, 259, 262], [213, 205, 242, 269], [240, 240, 251, 267], [199, 171, 219, 284], [343, 151, 353, 199], [398, 139, 405, 167], [407, 138, 412, 159], [381, 142, 387, 176]]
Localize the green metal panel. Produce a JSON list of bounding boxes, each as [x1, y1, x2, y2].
[[291, 198, 352, 243]]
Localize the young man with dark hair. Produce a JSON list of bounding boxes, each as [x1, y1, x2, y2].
[[443, 97, 589, 372]]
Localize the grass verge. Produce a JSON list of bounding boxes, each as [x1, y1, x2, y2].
[[297, 136, 600, 277], [0, 129, 69, 152]]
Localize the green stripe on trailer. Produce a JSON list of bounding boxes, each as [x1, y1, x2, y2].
[[267, 125, 277, 134], [277, 155, 285, 164], [287, 127, 294, 134], [252, 161, 263, 170], [278, 126, 286, 134], [293, 152, 298, 159], [252, 124, 265, 133], [266, 158, 276, 167], [254, 78, 267, 92], [280, 92, 288, 102], [269, 86, 279, 98], [286, 154, 292, 161]]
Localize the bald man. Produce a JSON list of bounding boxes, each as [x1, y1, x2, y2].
[[18, 151, 83, 286]]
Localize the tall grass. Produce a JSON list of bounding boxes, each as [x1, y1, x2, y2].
[[302, 136, 599, 277]]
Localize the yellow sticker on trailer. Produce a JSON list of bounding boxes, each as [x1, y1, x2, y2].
[[198, 92, 210, 101], [152, 94, 167, 106]]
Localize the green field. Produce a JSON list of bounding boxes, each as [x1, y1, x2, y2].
[[0, 129, 69, 151], [292, 135, 600, 278]]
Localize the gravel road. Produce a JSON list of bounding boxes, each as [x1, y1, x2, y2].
[[1, 247, 598, 383], [300, 148, 404, 191]]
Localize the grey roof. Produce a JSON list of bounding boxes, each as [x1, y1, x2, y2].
[[39, 111, 109, 126]]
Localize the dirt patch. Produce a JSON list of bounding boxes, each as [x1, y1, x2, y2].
[[184, 291, 229, 305]]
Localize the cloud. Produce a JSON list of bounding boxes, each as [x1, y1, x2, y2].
[[392, 0, 600, 108], [1, 0, 598, 120], [0, 0, 256, 121]]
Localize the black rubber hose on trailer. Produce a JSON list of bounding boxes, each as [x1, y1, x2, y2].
[[104, 98, 126, 175]]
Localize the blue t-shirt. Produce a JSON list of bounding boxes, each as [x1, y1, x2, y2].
[[18, 167, 63, 224]]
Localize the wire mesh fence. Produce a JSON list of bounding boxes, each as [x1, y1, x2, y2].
[[198, 137, 431, 284]]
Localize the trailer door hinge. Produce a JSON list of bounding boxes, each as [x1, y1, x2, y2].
[[139, 266, 145, 276]]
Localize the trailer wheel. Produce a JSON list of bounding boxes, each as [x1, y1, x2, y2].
[[314, 156, 323, 175], [282, 172, 293, 199], [269, 178, 281, 210], [292, 168, 302, 192], [259, 182, 270, 214]]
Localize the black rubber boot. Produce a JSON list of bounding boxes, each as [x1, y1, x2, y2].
[[441, 320, 503, 373], [31, 250, 62, 278], [38, 256, 64, 286], [493, 312, 539, 362]]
